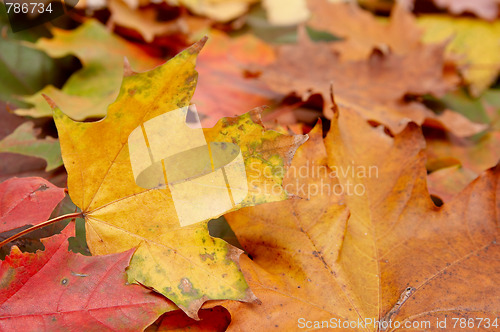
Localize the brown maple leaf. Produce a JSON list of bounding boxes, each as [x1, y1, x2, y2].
[[204, 106, 499, 331], [307, 0, 423, 61], [257, 28, 485, 136]]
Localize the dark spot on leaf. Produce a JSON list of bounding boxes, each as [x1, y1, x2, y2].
[[200, 253, 215, 261], [185, 74, 196, 84], [178, 278, 194, 294], [34, 184, 49, 192]]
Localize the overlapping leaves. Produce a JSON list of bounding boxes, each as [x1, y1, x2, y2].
[[50, 37, 306, 318]]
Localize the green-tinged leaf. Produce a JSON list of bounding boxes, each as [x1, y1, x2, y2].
[[15, 19, 162, 120], [418, 15, 500, 96], [0, 122, 62, 171], [0, 3, 68, 105]]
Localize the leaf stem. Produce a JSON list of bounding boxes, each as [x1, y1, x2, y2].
[[0, 212, 84, 248]]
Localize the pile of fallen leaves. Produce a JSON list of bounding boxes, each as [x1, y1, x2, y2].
[[0, 0, 499, 330]]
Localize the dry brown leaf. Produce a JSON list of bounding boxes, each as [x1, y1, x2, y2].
[[258, 29, 482, 136], [307, 0, 422, 61], [207, 107, 499, 331], [108, 0, 188, 42]]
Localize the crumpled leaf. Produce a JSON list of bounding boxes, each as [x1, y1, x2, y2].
[[211, 107, 499, 330], [50, 38, 307, 318], [258, 28, 485, 136], [418, 15, 500, 96], [0, 226, 173, 331], [14, 20, 162, 120], [0, 177, 65, 233], [193, 30, 279, 127], [0, 122, 62, 171]]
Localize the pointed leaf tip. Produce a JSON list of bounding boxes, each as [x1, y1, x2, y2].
[[42, 94, 57, 110], [123, 56, 135, 77], [189, 36, 209, 55]]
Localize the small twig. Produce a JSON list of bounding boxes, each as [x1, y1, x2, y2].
[[0, 212, 84, 248], [379, 287, 415, 331]]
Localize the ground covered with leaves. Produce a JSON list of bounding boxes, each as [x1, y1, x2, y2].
[[0, 0, 499, 331]]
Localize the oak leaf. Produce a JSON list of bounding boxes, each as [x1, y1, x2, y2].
[[0, 226, 173, 331], [212, 107, 499, 331], [49, 38, 307, 318]]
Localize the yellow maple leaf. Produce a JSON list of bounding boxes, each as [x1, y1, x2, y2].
[[49, 37, 307, 318]]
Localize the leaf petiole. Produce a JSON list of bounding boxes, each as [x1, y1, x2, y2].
[[0, 212, 83, 248]]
